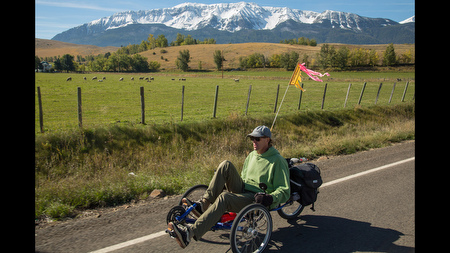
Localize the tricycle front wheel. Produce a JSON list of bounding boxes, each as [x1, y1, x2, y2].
[[230, 203, 272, 253], [178, 184, 208, 206]]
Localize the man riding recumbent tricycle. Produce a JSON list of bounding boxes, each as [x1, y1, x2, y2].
[[165, 126, 323, 253]]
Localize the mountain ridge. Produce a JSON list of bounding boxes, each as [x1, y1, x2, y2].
[[52, 2, 414, 46]]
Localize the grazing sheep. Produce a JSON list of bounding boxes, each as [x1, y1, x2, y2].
[[66, 77, 72, 81], [102, 77, 106, 80], [234, 79, 239, 82], [172, 78, 175, 81], [83, 77, 87, 80], [119, 77, 124, 81], [397, 78, 402, 81], [98, 79, 103, 82], [179, 78, 186, 81], [92, 76, 97, 80], [144, 77, 149, 80], [139, 77, 144, 80], [150, 77, 154, 80], [131, 77, 134, 80]]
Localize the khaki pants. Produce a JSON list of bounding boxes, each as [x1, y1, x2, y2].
[[191, 160, 255, 240]]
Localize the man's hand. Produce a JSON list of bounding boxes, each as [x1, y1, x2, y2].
[[254, 192, 273, 207]]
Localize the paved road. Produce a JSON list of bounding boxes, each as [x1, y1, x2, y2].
[[35, 141, 415, 253]]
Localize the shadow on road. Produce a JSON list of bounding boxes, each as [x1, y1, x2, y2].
[[268, 215, 414, 252]]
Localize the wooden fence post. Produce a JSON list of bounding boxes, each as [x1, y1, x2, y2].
[[401, 81, 409, 102], [274, 84, 280, 113], [375, 83, 383, 105], [344, 83, 351, 108], [358, 82, 367, 105], [37, 87, 44, 133], [389, 82, 396, 104], [140, 86, 145, 124], [213, 85, 219, 118], [245, 85, 252, 116], [77, 87, 82, 128], [181, 85, 185, 121], [321, 83, 327, 110], [297, 83, 304, 110]]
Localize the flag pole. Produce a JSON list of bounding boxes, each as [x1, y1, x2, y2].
[[270, 62, 330, 131], [270, 62, 300, 131], [270, 83, 290, 131]]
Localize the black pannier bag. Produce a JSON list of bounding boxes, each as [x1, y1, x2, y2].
[[289, 163, 322, 211]]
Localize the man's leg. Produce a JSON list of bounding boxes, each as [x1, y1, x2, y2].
[[203, 160, 244, 203], [191, 191, 254, 240]]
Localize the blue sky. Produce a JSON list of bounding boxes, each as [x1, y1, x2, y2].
[[35, 0, 415, 40]]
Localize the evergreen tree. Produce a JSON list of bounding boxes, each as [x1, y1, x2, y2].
[[213, 50, 224, 70], [60, 54, 75, 72], [156, 34, 168, 47], [318, 44, 331, 69], [280, 51, 299, 70], [131, 54, 149, 72], [383, 43, 397, 66], [35, 55, 41, 70], [176, 49, 190, 72]]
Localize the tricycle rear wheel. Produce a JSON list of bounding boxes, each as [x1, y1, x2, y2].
[[277, 200, 304, 220]]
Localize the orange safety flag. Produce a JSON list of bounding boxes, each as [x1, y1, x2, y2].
[[288, 63, 306, 92]]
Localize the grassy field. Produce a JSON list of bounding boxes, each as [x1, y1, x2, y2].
[[35, 70, 414, 133], [35, 69, 415, 220]]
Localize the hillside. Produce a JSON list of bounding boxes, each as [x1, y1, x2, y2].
[[140, 43, 319, 70], [138, 43, 415, 70], [36, 39, 414, 70], [35, 38, 119, 58]]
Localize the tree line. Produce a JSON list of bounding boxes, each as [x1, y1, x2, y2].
[[115, 33, 216, 55], [280, 37, 317, 46], [237, 43, 414, 71], [36, 52, 160, 73], [36, 33, 216, 72], [316, 43, 414, 69]]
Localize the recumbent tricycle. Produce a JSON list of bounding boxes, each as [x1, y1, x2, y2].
[[165, 158, 322, 253]]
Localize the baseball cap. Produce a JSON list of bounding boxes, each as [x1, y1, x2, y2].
[[247, 125, 271, 138]]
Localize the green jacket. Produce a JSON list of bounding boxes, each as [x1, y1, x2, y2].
[[241, 147, 290, 210]]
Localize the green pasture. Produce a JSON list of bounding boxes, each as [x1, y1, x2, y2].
[[35, 70, 415, 133]]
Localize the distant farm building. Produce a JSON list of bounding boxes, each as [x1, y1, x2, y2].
[[39, 61, 52, 72]]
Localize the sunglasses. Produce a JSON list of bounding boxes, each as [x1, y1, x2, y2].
[[249, 136, 266, 142]]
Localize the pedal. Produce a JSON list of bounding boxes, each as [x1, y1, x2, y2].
[[165, 228, 176, 238]]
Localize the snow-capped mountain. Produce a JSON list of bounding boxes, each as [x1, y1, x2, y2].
[[399, 15, 415, 24], [86, 2, 319, 33], [52, 2, 414, 46], [71, 2, 395, 34]]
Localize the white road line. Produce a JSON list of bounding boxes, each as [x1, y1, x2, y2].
[[89, 231, 166, 253], [89, 156, 414, 253], [321, 157, 415, 188]]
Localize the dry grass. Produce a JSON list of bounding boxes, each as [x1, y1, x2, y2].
[[35, 102, 414, 220], [139, 43, 320, 70], [35, 38, 119, 58]]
